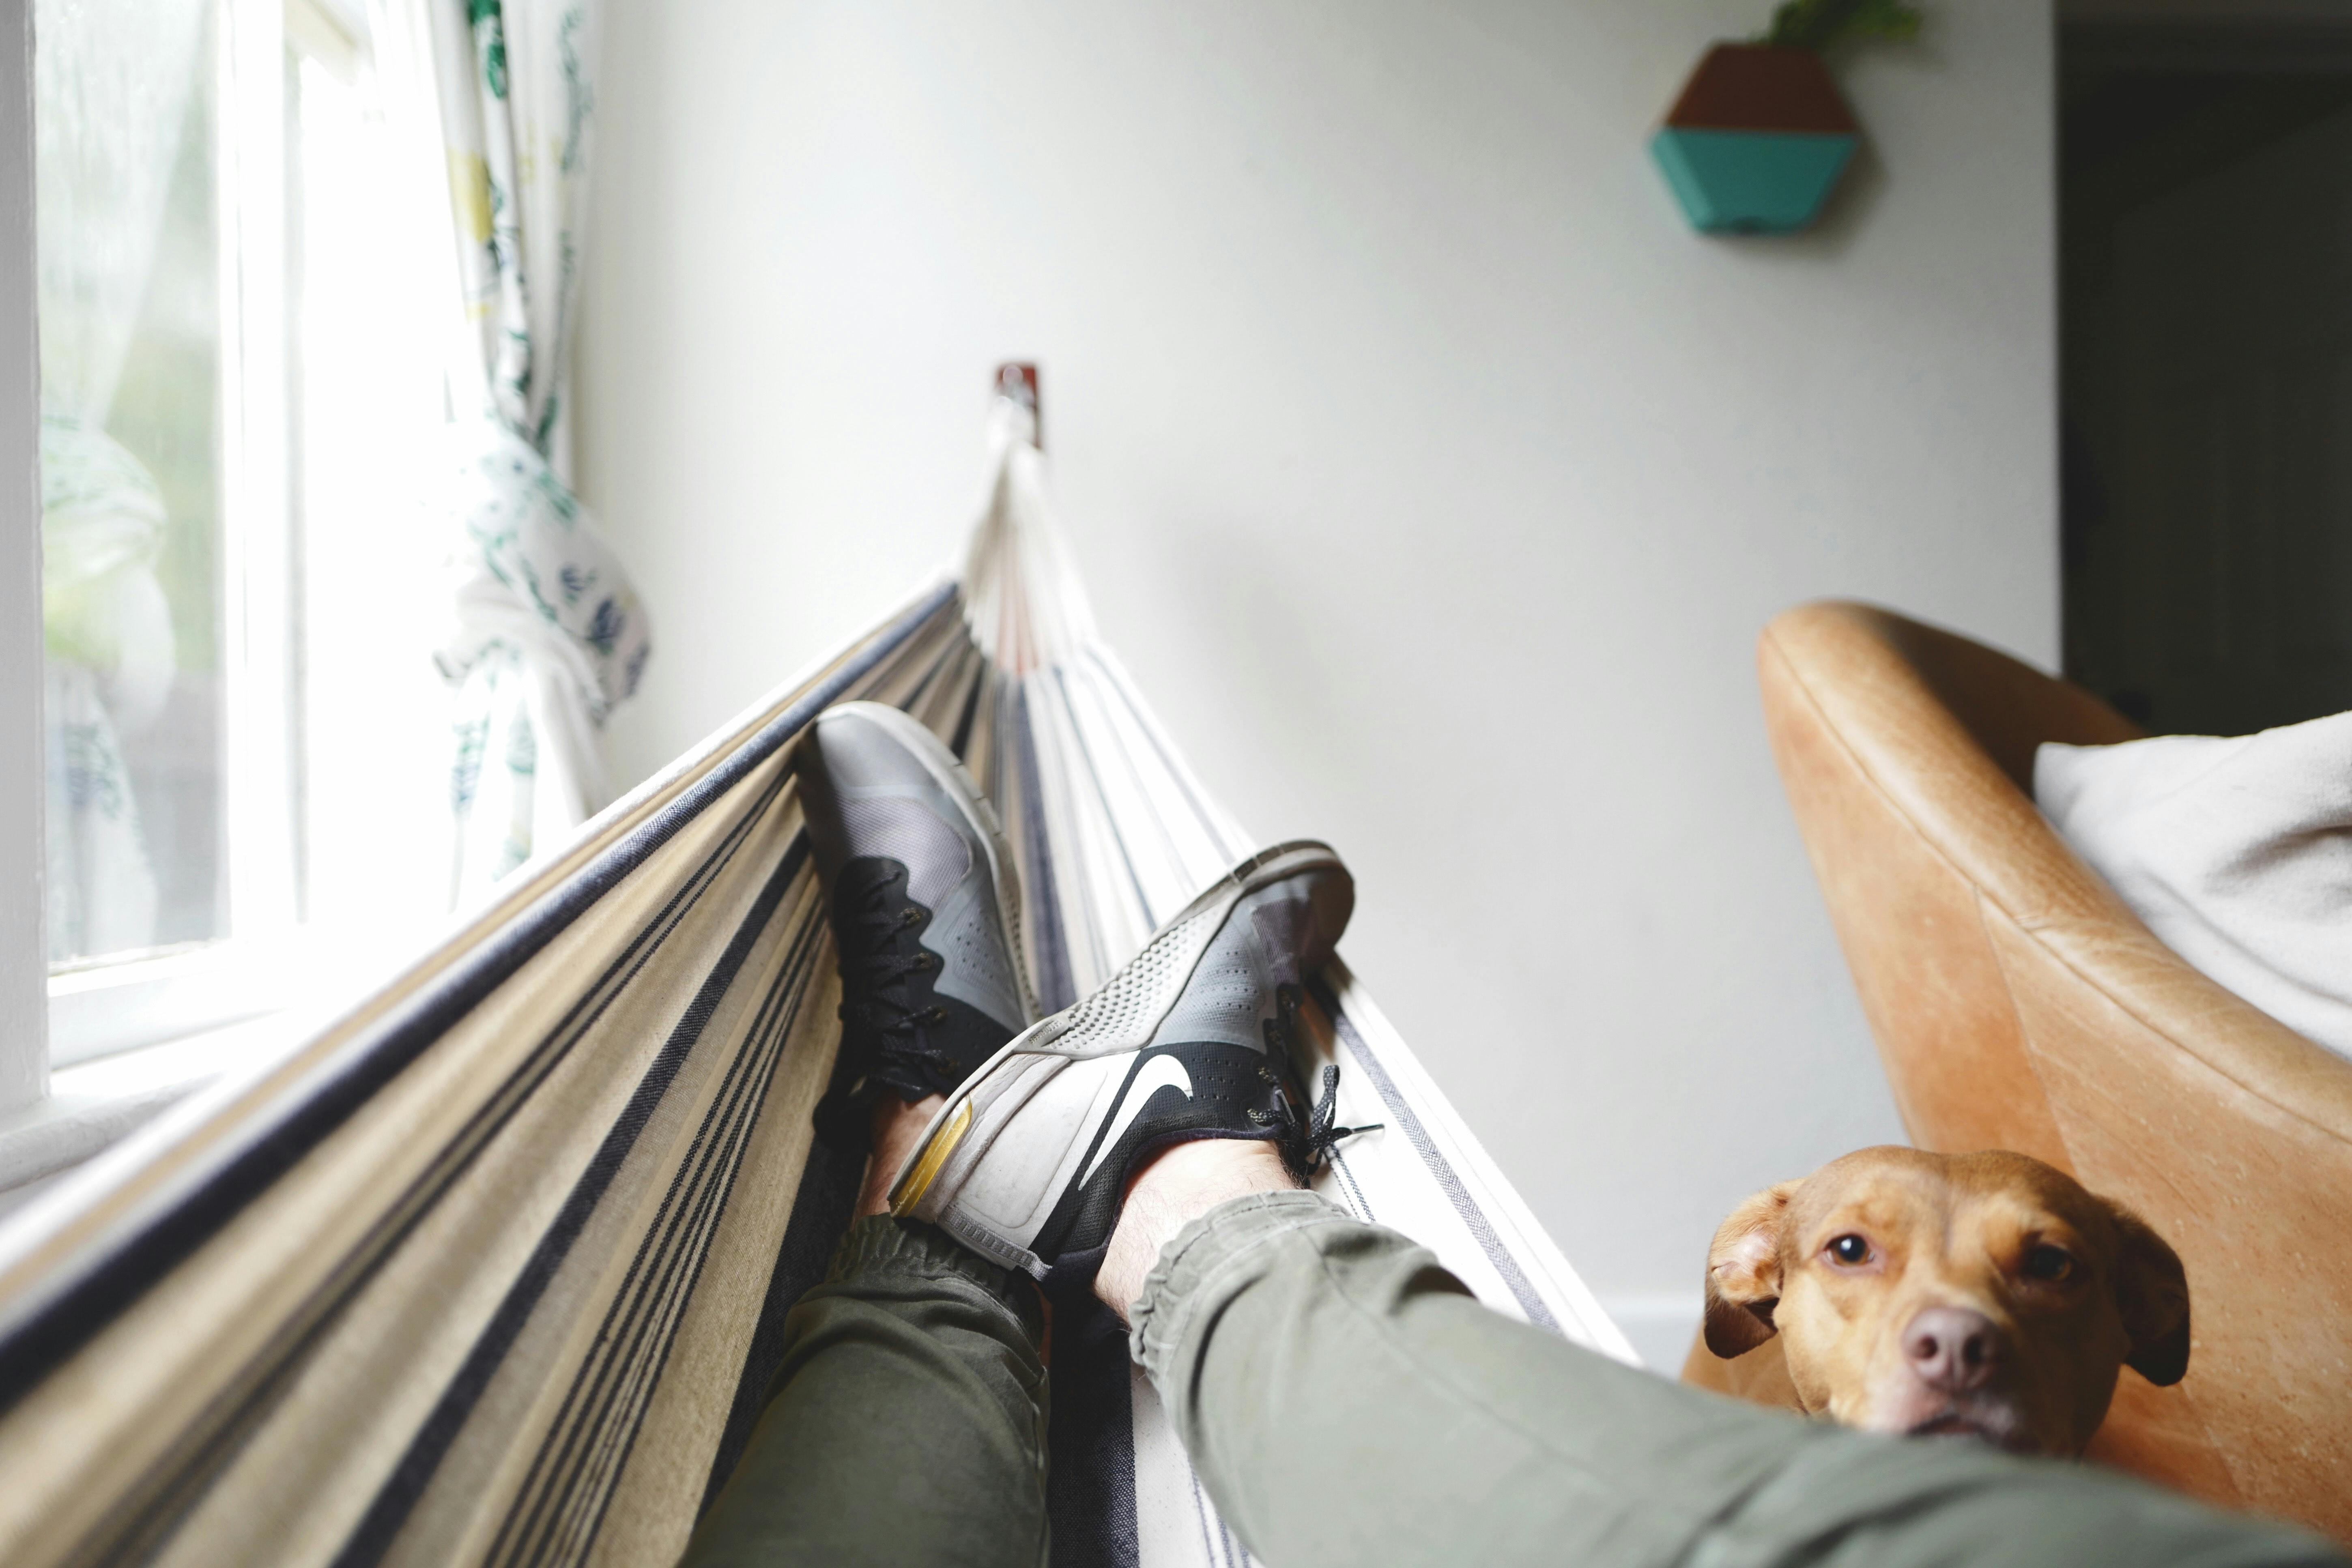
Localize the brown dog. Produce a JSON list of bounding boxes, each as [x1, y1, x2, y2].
[[1699, 1147, 2189, 1455]]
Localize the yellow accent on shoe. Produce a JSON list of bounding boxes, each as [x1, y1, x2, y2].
[[889, 1100, 972, 1214]]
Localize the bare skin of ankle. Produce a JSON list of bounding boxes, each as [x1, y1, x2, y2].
[[1094, 1138, 1297, 1324], [856, 1094, 947, 1218]]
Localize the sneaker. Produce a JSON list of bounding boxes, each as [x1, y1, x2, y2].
[[800, 701, 1038, 1143], [888, 840, 1355, 1284]]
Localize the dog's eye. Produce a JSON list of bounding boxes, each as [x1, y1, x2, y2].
[[2022, 1244, 2075, 1283], [1826, 1234, 1871, 1266]]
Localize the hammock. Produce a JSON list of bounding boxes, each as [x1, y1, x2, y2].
[[0, 388, 1632, 1568]]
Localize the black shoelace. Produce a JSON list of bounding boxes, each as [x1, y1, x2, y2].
[[1262, 983, 1382, 1174], [1296, 1062, 1383, 1174], [834, 862, 957, 1097]]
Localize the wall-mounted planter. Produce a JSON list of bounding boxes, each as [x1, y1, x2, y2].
[[1650, 44, 1858, 234]]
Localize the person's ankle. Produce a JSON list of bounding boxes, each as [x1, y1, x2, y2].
[[856, 1094, 946, 1218], [1094, 1137, 1297, 1322]]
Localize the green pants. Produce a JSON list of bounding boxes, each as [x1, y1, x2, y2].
[[685, 1192, 2341, 1568]]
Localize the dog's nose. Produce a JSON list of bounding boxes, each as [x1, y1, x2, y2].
[[1902, 1306, 1999, 1393]]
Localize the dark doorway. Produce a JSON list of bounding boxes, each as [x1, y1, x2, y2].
[[2060, 7, 2352, 734]]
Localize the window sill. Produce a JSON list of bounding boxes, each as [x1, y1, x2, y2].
[[10, 918, 441, 1217], [48, 943, 292, 1068], [0, 1014, 307, 1219]]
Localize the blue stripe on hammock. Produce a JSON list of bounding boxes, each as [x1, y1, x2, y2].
[[1309, 977, 1562, 1334], [692, 631, 988, 1523], [1012, 682, 1077, 1016], [1008, 681, 1143, 1568], [492, 874, 834, 1566], [44, 752, 804, 1562], [334, 836, 818, 1568]]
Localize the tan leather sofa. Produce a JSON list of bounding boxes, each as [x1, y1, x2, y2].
[[1681, 601, 2352, 1544]]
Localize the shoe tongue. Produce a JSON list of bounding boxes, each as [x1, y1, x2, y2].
[[1247, 898, 1310, 989]]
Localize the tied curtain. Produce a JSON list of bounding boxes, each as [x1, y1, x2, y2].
[[401, 0, 651, 899]]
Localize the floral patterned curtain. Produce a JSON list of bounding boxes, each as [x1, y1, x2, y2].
[[405, 0, 651, 900]]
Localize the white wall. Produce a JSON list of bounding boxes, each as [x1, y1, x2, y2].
[[578, 0, 2057, 1368]]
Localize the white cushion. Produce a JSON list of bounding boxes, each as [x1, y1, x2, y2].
[[2036, 712, 2352, 1062]]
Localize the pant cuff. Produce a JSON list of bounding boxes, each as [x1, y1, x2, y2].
[[828, 1216, 1046, 1344], [1128, 1188, 1351, 1382]]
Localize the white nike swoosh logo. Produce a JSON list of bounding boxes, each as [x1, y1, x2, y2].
[[1079, 1054, 1193, 1189]]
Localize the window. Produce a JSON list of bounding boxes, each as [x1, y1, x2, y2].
[[37, 0, 225, 966], [39, 0, 451, 1064]]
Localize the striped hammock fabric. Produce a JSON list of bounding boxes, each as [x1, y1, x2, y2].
[[0, 397, 1631, 1568]]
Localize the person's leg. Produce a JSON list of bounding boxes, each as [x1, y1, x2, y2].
[[689, 701, 1054, 1565], [682, 1096, 1051, 1568], [1100, 1141, 2343, 1568]]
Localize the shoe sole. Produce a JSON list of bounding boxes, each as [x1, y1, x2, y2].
[[816, 700, 1040, 1027], [886, 838, 1344, 1229]]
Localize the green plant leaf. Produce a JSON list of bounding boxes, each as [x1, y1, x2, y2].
[[1762, 0, 1922, 52]]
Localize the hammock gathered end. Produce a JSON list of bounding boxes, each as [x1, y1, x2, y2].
[[960, 391, 1099, 676], [0, 391, 1630, 1568]]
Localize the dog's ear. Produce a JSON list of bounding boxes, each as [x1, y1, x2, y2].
[[2105, 1199, 2191, 1387], [1704, 1181, 1800, 1358]]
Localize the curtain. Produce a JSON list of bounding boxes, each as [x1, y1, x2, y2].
[[404, 0, 651, 901], [32, 0, 211, 958]]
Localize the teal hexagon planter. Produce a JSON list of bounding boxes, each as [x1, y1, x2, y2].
[[1650, 44, 1858, 234]]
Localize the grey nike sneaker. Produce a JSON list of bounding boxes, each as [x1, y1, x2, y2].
[[800, 702, 1038, 1145], [888, 840, 1358, 1285]]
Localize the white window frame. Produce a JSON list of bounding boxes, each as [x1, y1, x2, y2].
[[1, 0, 47, 1119], [15, 0, 381, 1081], [219, 0, 301, 952]]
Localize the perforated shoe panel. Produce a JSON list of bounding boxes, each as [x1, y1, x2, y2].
[[836, 795, 972, 911], [925, 872, 1026, 1035]]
